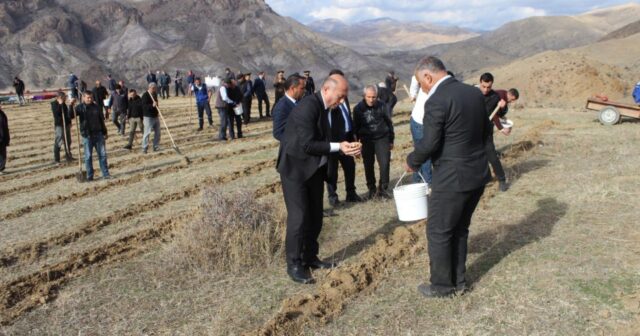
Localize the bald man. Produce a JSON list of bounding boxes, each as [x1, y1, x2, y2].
[[277, 74, 361, 284]]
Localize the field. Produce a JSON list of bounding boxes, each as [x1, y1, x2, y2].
[[0, 95, 639, 335]]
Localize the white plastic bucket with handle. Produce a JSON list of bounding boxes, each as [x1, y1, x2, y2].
[[233, 105, 243, 116], [393, 172, 428, 222]]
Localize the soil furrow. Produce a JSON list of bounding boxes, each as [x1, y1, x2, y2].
[[0, 158, 277, 270]]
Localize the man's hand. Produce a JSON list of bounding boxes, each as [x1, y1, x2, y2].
[[498, 99, 507, 109], [500, 127, 512, 136], [339, 141, 361, 156], [404, 161, 416, 173]]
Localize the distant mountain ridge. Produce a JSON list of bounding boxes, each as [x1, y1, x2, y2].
[[307, 17, 477, 54]]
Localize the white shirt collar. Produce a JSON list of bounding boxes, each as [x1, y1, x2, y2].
[[285, 93, 296, 104], [426, 75, 452, 99]]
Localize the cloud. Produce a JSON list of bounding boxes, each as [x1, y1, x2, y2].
[[265, 0, 635, 30]]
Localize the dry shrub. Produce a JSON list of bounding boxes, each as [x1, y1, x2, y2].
[[174, 187, 286, 273]]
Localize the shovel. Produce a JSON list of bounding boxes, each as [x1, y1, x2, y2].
[[150, 94, 191, 164], [72, 101, 86, 182]]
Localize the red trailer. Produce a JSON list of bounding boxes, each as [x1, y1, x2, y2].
[[585, 98, 640, 125]]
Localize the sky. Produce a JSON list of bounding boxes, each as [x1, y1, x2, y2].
[[265, 0, 638, 30]]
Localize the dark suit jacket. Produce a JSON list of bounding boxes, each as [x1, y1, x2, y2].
[[253, 78, 267, 97], [272, 95, 296, 141], [277, 92, 332, 182], [329, 98, 355, 142], [407, 77, 491, 192]]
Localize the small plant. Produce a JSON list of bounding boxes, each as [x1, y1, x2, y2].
[[174, 188, 286, 273]]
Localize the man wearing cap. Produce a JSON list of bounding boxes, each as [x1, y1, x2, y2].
[[274, 70, 286, 105], [141, 83, 161, 153], [225, 68, 236, 81], [304, 70, 315, 97], [192, 77, 214, 131], [254, 71, 270, 118]]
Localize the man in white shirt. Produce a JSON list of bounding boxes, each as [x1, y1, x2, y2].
[[409, 75, 435, 184]]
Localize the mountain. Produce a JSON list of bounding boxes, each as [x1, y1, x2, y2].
[[0, 0, 387, 91], [308, 17, 477, 55], [600, 19, 640, 41], [471, 32, 640, 108], [381, 2, 640, 81]]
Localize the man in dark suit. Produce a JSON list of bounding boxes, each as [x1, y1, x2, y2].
[[405, 56, 492, 298], [325, 69, 362, 205], [272, 74, 306, 141], [254, 71, 270, 118], [277, 74, 361, 284], [303, 70, 315, 97]]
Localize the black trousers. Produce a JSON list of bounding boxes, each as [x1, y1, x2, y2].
[[427, 186, 485, 292], [282, 168, 325, 266], [197, 102, 213, 128], [362, 137, 391, 191], [175, 84, 185, 97], [160, 85, 170, 99], [485, 134, 506, 181], [227, 109, 243, 138], [242, 97, 252, 124], [0, 145, 6, 171], [326, 152, 357, 201], [257, 94, 270, 117]]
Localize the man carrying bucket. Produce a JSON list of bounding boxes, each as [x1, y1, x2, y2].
[[405, 56, 491, 298]]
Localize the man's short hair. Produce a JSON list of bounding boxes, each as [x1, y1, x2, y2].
[[148, 83, 157, 88], [129, 89, 137, 93], [195, 77, 201, 81], [83, 91, 93, 97], [415, 56, 446, 74], [56, 91, 66, 99], [509, 88, 520, 99], [329, 69, 344, 76], [284, 74, 304, 90], [115, 84, 122, 90], [480, 72, 494, 83], [363, 85, 378, 95]]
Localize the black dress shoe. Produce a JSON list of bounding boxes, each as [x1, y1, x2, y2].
[[499, 180, 510, 192], [346, 194, 363, 202], [417, 283, 455, 298], [455, 284, 470, 295], [287, 264, 314, 284], [304, 258, 337, 270], [329, 197, 340, 207]]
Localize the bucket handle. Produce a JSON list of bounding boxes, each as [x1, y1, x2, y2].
[[395, 171, 427, 189]]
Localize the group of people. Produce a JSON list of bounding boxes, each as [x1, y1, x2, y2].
[[273, 57, 520, 298]]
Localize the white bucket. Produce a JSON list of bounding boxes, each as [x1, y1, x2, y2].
[[393, 172, 428, 222], [233, 105, 243, 116]]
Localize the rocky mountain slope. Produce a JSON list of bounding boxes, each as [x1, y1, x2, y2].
[[0, 0, 386, 90]]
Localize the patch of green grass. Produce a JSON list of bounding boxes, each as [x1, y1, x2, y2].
[[575, 274, 639, 307]]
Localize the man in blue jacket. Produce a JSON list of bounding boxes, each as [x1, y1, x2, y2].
[[272, 74, 306, 141], [192, 77, 213, 131]]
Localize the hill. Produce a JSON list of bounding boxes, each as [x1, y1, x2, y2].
[[308, 17, 477, 55], [472, 32, 640, 108], [382, 3, 640, 81], [600, 19, 640, 41], [0, 0, 386, 90]]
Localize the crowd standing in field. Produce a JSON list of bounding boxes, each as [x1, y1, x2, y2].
[[2, 60, 520, 296]]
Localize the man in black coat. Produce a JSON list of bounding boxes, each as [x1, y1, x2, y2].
[[123, 89, 144, 150], [303, 70, 315, 97], [75, 91, 111, 181], [405, 56, 491, 298], [13, 76, 26, 106], [277, 74, 361, 284], [324, 69, 362, 206], [353, 85, 394, 199], [92, 80, 109, 119], [51, 91, 74, 163], [253, 71, 270, 118], [0, 107, 9, 174]]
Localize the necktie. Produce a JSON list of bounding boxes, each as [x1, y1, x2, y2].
[[340, 104, 351, 132]]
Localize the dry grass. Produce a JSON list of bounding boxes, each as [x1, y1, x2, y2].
[[172, 188, 286, 273]]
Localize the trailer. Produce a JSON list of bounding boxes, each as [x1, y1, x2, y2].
[[585, 98, 640, 125]]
